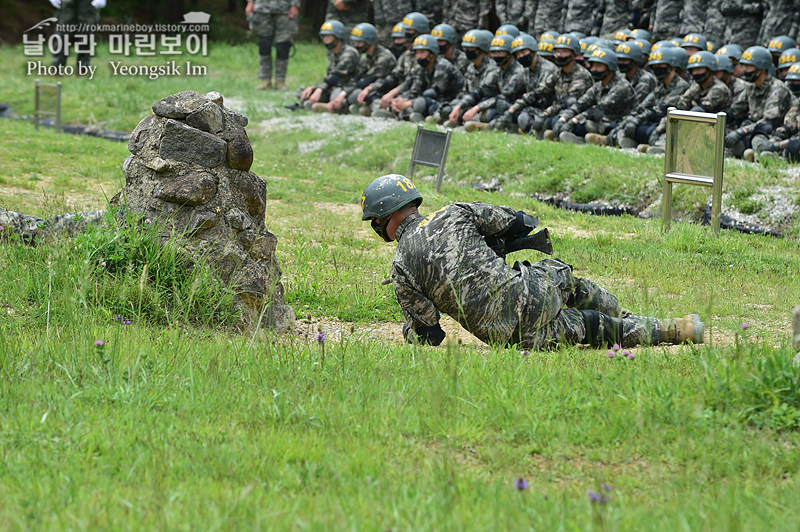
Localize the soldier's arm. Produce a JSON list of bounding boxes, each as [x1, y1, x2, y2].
[[458, 202, 519, 237], [699, 83, 731, 113], [393, 267, 445, 346]]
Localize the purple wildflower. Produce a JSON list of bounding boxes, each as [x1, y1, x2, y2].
[[607, 350, 615, 358], [602, 482, 613, 492], [94, 340, 104, 347], [515, 478, 529, 491], [0, 225, 4, 231], [317, 332, 325, 343], [740, 322, 750, 330], [588, 490, 602, 503], [522, 350, 529, 356], [124, 319, 131, 325], [114, 314, 122, 322], [612, 343, 620, 351], [145, 218, 152, 224], [100, 261, 106, 267], [626, 350, 635, 360]]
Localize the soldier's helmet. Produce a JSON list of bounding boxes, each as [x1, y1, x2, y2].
[[361, 175, 423, 241], [786, 63, 800, 81], [570, 31, 587, 39], [716, 43, 743, 61], [402, 12, 430, 35], [391, 23, 406, 38], [740, 46, 773, 71], [351, 23, 379, 46], [628, 28, 652, 43], [648, 47, 682, 69], [779, 48, 800, 71], [490, 35, 513, 53], [681, 33, 707, 52], [511, 33, 538, 54], [431, 23, 459, 44], [540, 29, 558, 42], [652, 39, 677, 51], [687, 50, 717, 71], [412, 34, 439, 55], [615, 41, 643, 66], [538, 37, 555, 58], [462, 29, 493, 52], [495, 24, 520, 38], [673, 47, 690, 70], [553, 33, 581, 55], [767, 35, 797, 55], [595, 37, 616, 50], [588, 47, 618, 71], [714, 54, 735, 73], [319, 20, 346, 40], [613, 28, 630, 42], [631, 39, 651, 56]]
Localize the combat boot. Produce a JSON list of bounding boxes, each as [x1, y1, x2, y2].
[[465, 121, 489, 132], [559, 131, 586, 144], [636, 143, 649, 153], [619, 137, 638, 149], [257, 80, 272, 90], [586, 133, 607, 145], [275, 81, 286, 90], [647, 145, 665, 155], [743, 148, 755, 162], [659, 314, 704, 344], [544, 129, 555, 141], [311, 103, 330, 113], [409, 112, 425, 123], [359, 106, 372, 117]]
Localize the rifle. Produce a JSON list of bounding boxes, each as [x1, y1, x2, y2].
[[486, 213, 554, 257]]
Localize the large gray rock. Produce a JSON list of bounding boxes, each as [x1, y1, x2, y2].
[[121, 90, 294, 331]]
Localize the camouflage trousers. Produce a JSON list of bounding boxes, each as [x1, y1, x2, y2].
[[510, 258, 661, 350], [249, 12, 297, 82], [52, 0, 99, 68]]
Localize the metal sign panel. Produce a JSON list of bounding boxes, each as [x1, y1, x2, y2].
[[409, 125, 452, 192]]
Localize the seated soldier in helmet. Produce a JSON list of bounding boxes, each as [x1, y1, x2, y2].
[[461, 34, 528, 132], [615, 41, 656, 107], [755, 63, 800, 162], [324, 23, 397, 115], [776, 48, 800, 81], [508, 33, 593, 139], [610, 47, 689, 151], [435, 29, 500, 127], [357, 12, 430, 115], [767, 35, 797, 70], [298, 20, 360, 110], [553, 47, 635, 145], [493, 33, 556, 133], [725, 46, 793, 160], [384, 34, 465, 121], [360, 174, 705, 350], [713, 54, 750, 114], [432, 23, 470, 75]]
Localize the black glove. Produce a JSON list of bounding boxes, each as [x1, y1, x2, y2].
[[585, 105, 605, 121], [752, 120, 774, 138], [624, 119, 638, 138], [355, 76, 375, 89], [725, 129, 744, 148]]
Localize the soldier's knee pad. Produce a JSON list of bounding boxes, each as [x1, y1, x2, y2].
[[412, 97, 428, 114], [258, 36, 273, 56], [275, 41, 292, 60], [347, 91, 360, 105], [785, 139, 800, 161], [580, 310, 623, 347]]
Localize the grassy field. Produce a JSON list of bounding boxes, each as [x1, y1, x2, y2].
[[1, 41, 800, 530]]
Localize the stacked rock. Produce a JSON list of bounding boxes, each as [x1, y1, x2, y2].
[[122, 90, 294, 330]]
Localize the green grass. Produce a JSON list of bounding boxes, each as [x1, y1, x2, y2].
[[1, 41, 800, 530]]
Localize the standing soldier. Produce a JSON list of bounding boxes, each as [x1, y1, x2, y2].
[[246, 0, 300, 90], [440, 29, 500, 127], [611, 47, 690, 150], [360, 174, 705, 349], [563, 0, 600, 36], [50, 0, 104, 71], [555, 47, 635, 145], [534, 3, 566, 41], [326, 0, 370, 37], [720, 0, 764, 48], [680, 0, 707, 37], [323, 23, 397, 114], [298, 21, 360, 109], [432, 23, 471, 75], [598, 0, 631, 38], [705, 5, 727, 46], [725, 46, 793, 160], [758, 1, 799, 47], [496, 0, 536, 33], [462, 34, 528, 131], [373, 0, 414, 45], [651, 0, 682, 42], [443, 0, 493, 37], [615, 41, 656, 106]]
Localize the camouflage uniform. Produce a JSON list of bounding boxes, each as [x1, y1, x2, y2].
[[534, 4, 566, 40], [704, 6, 727, 45], [496, 0, 535, 32], [310, 43, 360, 101], [757, 0, 798, 47], [520, 62, 594, 136], [443, 0, 493, 36], [679, 0, 707, 36], [373, 0, 414, 44], [416, 1, 444, 30], [325, 0, 369, 37], [563, 0, 601, 35], [392, 203, 661, 349], [500, 55, 557, 131], [248, 0, 300, 85], [395, 56, 466, 118], [445, 47, 472, 75], [627, 66, 657, 107], [557, 71, 636, 136], [613, 71, 689, 146], [677, 77, 732, 112], [599, 0, 631, 37], [651, 0, 682, 42], [473, 59, 528, 128], [51, 0, 100, 68], [438, 56, 501, 124], [720, 0, 764, 48], [730, 76, 793, 154], [368, 49, 416, 108], [344, 45, 398, 105]]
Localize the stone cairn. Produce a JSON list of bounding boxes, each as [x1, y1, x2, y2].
[[121, 90, 294, 330]]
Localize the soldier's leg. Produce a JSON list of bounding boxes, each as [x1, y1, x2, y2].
[[274, 13, 296, 89], [258, 36, 274, 85], [578, 310, 660, 348], [51, 3, 77, 67], [566, 277, 625, 317], [75, 0, 99, 69]]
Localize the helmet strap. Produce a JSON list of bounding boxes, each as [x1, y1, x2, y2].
[[371, 215, 393, 242]]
